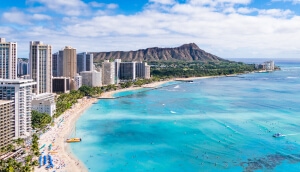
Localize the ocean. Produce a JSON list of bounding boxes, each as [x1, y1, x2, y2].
[[71, 59, 300, 172]]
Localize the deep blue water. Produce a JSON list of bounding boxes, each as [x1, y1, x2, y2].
[[71, 61, 300, 172]]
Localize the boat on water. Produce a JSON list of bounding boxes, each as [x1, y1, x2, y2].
[[66, 125, 82, 143], [273, 133, 285, 138], [66, 138, 81, 143]]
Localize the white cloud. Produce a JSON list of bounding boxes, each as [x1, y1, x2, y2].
[[149, 0, 176, 5], [188, 0, 252, 6], [258, 9, 293, 18], [3, 0, 300, 59], [89, 2, 105, 8], [2, 10, 31, 25], [237, 7, 256, 14], [0, 27, 13, 35], [2, 9, 52, 25], [271, 0, 300, 4], [27, 0, 88, 16], [89, 2, 118, 9], [32, 14, 52, 20], [26, 0, 118, 16], [106, 3, 119, 9]]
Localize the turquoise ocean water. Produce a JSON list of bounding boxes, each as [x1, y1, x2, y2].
[[71, 60, 300, 172]]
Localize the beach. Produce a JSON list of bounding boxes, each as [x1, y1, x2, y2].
[[35, 76, 215, 172], [35, 97, 97, 172]]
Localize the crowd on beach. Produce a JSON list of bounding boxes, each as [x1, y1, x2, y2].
[[35, 97, 96, 172]]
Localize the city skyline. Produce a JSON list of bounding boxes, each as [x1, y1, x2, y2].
[[1, 0, 300, 59]]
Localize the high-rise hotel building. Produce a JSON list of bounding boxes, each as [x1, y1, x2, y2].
[[102, 60, 115, 85], [119, 62, 136, 81], [17, 59, 29, 77], [29, 41, 52, 94], [0, 38, 17, 79], [135, 62, 151, 79], [63, 46, 77, 78], [63, 46, 77, 90], [114, 59, 121, 84], [0, 79, 36, 139], [0, 100, 14, 149], [52, 50, 64, 77], [77, 52, 93, 73]]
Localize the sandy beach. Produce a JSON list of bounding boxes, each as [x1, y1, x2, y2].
[[35, 97, 97, 172], [34, 76, 216, 172]]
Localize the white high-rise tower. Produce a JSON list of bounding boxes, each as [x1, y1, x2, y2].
[[0, 38, 17, 79], [29, 41, 52, 94]]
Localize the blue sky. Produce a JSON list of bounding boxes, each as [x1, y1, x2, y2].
[[0, 0, 300, 59]]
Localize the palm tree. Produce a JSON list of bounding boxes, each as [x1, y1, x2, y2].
[[21, 164, 31, 172], [6, 158, 15, 172], [0, 160, 6, 171], [14, 138, 25, 148], [6, 144, 15, 152], [0, 146, 7, 154]]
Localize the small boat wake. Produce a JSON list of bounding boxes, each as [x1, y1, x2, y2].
[[273, 133, 300, 137], [273, 133, 285, 138], [285, 133, 300, 136]]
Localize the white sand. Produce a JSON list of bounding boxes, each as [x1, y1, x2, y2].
[[35, 97, 97, 172]]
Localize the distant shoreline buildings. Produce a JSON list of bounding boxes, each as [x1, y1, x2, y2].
[[255, 61, 275, 71]]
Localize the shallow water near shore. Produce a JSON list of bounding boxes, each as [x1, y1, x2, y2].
[[71, 61, 300, 172]]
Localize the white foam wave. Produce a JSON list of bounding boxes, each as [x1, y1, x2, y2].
[[170, 111, 176, 114], [285, 133, 300, 136], [92, 114, 205, 121], [174, 85, 180, 89], [287, 76, 298, 79]]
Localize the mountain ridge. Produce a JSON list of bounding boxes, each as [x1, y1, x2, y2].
[[92, 43, 226, 62]]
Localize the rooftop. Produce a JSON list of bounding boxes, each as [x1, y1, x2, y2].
[[0, 100, 13, 105], [0, 79, 35, 84]]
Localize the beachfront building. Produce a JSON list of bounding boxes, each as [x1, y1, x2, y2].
[[265, 61, 275, 71], [63, 46, 77, 90], [0, 79, 36, 139], [77, 52, 93, 73], [0, 38, 17, 79], [114, 59, 121, 84], [52, 77, 70, 93], [145, 65, 151, 79], [119, 62, 136, 81], [63, 46, 77, 78], [135, 62, 151, 79], [29, 41, 52, 94], [52, 50, 64, 77], [17, 59, 28, 77], [32, 93, 56, 117], [0, 100, 14, 149], [102, 60, 115, 85], [80, 70, 102, 87], [255, 61, 275, 71], [74, 74, 82, 90]]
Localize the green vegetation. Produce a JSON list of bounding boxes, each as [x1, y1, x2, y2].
[[54, 85, 110, 118], [31, 111, 52, 131], [150, 61, 256, 78], [54, 90, 84, 118], [0, 135, 39, 171], [31, 134, 39, 157]]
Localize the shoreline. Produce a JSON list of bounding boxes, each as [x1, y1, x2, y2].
[[35, 97, 97, 172], [100, 76, 216, 98], [35, 75, 217, 172]]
